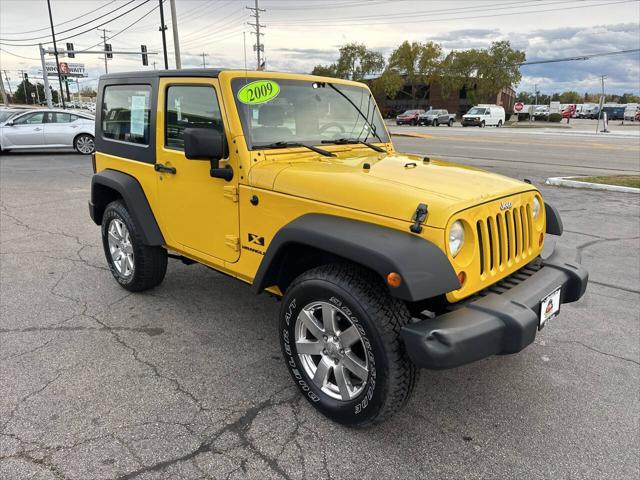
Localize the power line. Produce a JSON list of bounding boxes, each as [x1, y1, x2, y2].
[[268, 0, 635, 27], [1, 0, 117, 36], [0, 0, 137, 42], [0, 0, 153, 47], [521, 48, 640, 65]]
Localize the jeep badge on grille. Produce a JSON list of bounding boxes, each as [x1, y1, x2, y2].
[[500, 201, 513, 211]]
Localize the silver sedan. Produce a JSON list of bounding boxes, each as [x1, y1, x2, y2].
[[0, 109, 95, 154]]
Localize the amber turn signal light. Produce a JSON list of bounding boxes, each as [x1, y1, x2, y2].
[[457, 271, 466, 286], [539, 232, 544, 246], [386, 272, 402, 288]]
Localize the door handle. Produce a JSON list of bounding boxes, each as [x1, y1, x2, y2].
[[154, 163, 176, 174], [34, 127, 43, 131]]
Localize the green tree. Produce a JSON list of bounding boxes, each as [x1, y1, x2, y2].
[[441, 41, 524, 105], [311, 43, 384, 81], [334, 43, 384, 81], [386, 40, 442, 106], [311, 64, 337, 78], [558, 91, 581, 103], [370, 69, 404, 99], [619, 92, 640, 103]]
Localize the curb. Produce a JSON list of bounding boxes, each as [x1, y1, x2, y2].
[[390, 131, 433, 139], [546, 176, 640, 194]]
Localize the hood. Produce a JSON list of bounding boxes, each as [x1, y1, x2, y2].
[[248, 149, 535, 228]]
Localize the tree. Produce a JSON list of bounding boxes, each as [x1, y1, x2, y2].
[[370, 69, 404, 100], [80, 86, 97, 98], [311, 43, 384, 81], [386, 41, 442, 106], [311, 64, 337, 78], [441, 41, 524, 104], [559, 91, 581, 103]]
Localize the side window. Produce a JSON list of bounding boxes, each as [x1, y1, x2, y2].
[[165, 85, 222, 150], [14, 112, 45, 125], [53, 112, 72, 123], [102, 85, 151, 145]]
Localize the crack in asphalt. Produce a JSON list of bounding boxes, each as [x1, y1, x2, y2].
[[117, 387, 299, 480], [556, 340, 640, 366]]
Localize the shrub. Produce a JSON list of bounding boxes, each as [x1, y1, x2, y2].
[[548, 113, 562, 122], [517, 113, 529, 121]]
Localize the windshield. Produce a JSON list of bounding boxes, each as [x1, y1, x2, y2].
[[402, 110, 421, 115], [467, 107, 486, 115], [232, 78, 389, 149], [0, 110, 21, 123]]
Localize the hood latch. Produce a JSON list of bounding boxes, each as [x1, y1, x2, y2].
[[410, 203, 428, 234]]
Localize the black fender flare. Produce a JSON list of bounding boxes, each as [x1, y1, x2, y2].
[[89, 169, 165, 246], [545, 202, 563, 236], [252, 214, 460, 302]]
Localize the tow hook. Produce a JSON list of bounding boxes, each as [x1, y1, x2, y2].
[[410, 203, 428, 234]]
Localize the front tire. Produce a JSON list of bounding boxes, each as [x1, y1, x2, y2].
[[480, 121, 486, 128], [280, 264, 417, 427], [448, 119, 454, 127], [101, 200, 167, 292], [74, 134, 95, 154]]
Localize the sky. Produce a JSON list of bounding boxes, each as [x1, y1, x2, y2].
[[0, 0, 639, 96]]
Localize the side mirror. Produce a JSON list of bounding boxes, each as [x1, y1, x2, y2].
[[183, 127, 233, 181], [5, 121, 14, 127]]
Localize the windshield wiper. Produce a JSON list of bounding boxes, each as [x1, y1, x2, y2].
[[321, 138, 386, 153], [326, 83, 384, 143], [257, 141, 336, 157]]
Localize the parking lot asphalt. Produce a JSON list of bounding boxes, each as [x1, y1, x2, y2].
[[1, 138, 639, 479]]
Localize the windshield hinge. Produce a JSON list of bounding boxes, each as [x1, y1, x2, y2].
[[410, 203, 428, 234], [225, 234, 240, 251], [223, 185, 238, 202]]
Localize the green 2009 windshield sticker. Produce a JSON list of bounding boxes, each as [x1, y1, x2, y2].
[[237, 80, 280, 105]]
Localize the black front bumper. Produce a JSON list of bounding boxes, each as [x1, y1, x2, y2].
[[401, 242, 588, 369]]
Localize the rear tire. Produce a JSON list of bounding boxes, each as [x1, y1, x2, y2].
[[280, 264, 417, 427], [101, 200, 167, 292], [497, 120, 503, 128], [448, 119, 454, 127]]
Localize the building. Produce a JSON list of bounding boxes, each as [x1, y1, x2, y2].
[[372, 79, 516, 118]]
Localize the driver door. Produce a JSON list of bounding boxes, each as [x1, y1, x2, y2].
[[3, 111, 46, 147], [155, 78, 240, 264]]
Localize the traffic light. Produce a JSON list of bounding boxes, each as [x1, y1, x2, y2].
[[105, 43, 113, 59], [141, 45, 148, 66], [23, 73, 28, 81], [66, 42, 74, 58]]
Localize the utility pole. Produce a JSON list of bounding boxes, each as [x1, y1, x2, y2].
[[3, 70, 13, 97], [38, 44, 53, 107], [596, 74, 607, 134], [200, 53, 208, 68], [0, 72, 9, 107], [46, 0, 66, 109], [158, 0, 169, 70], [169, 0, 181, 69], [97, 28, 111, 73], [247, 0, 265, 70]]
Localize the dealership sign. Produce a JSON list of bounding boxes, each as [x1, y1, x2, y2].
[[45, 62, 86, 77]]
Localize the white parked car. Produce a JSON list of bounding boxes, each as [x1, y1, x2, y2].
[[461, 105, 505, 127], [0, 109, 95, 154]]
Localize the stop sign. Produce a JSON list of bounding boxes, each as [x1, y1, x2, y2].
[[514, 102, 524, 112]]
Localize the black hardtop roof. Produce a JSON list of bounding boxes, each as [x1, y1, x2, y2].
[[99, 68, 225, 81]]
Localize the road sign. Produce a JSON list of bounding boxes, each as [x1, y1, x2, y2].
[[514, 102, 524, 112], [31, 92, 36, 98], [45, 62, 86, 77]]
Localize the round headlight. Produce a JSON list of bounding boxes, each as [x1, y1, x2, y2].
[[533, 197, 541, 219], [449, 220, 465, 257]]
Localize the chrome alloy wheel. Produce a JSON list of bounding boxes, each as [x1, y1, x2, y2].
[[295, 301, 369, 401], [107, 219, 134, 278], [76, 135, 94, 154]]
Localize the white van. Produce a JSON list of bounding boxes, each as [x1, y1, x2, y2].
[[462, 105, 506, 127]]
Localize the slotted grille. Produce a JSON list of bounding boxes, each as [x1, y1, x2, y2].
[[477, 203, 534, 276]]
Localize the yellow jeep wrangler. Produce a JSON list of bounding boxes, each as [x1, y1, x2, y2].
[[89, 69, 588, 426]]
